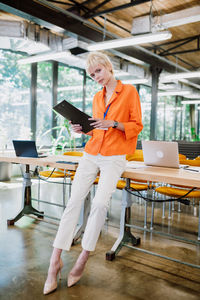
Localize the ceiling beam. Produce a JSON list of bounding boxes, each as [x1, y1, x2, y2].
[[83, 0, 112, 18], [86, 0, 150, 19], [0, 0, 199, 78]]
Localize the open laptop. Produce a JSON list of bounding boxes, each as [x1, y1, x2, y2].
[[142, 140, 180, 168], [13, 140, 46, 158]]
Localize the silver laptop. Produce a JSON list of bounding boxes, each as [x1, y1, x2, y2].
[[142, 141, 179, 168]]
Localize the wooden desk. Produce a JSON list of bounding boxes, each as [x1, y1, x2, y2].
[[123, 163, 200, 188], [1, 154, 200, 267], [106, 162, 200, 268], [0, 153, 80, 225]]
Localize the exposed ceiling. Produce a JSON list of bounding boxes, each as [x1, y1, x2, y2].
[[0, 0, 200, 85]]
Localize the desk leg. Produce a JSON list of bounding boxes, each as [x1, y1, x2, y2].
[[7, 165, 44, 226], [73, 192, 91, 243], [106, 183, 140, 261]]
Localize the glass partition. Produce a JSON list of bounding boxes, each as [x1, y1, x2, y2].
[[138, 85, 151, 140], [57, 65, 84, 149], [36, 62, 52, 147], [0, 50, 31, 149], [157, 95, 183, 141]]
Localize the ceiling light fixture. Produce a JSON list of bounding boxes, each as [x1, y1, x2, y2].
[[87, 31, 172, 51], [182, 100, 200, 105], [161, 71, 200, 82], [184, 93, 200, 99], [18, 51, 71, 64], [158, 90, 190, 96], [123, 78, 149, 85]]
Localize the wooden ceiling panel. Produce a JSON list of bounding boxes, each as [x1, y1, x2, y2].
[[0, 0, 199, 72]]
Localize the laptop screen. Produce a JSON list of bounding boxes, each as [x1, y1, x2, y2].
[[13, 140, 39, 158], [142, 141, 179, 168]]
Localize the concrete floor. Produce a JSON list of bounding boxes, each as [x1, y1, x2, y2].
[[0, 177, 200, 300]]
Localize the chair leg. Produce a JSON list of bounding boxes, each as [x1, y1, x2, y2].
[[172, 201, 175, 211], [162, 202, 165, 218], [37, 176, 41, 210], [178, 201, 181, 212], [144, 201, 147, 229], [62, 176, 66, 211], [168, 201, 171, 219], [150, 201, 155, 230]]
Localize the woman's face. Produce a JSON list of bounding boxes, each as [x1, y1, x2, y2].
[[88, 64, 112, 86]]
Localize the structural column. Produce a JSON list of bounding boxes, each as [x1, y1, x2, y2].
[[52, 61, 58, 138], [150, 66, 162, 140], [30, 63, 37, 141]]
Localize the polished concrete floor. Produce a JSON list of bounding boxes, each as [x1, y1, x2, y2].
[[0, 176, 200, 300]]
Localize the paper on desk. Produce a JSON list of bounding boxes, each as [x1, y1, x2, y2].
[[126, 161, 146, 169], [184, 166, 200, 173]]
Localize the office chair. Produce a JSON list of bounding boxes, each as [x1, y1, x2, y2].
[[155, 185, 200, 240]]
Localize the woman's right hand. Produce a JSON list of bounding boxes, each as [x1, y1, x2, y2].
[[69, 121, 83, 134]]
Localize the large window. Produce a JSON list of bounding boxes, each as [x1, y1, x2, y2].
[[138, 85, 151, 140], [1, 48, 198, 150], [0, 50, 31, 149], [57, 65, 84, 149], [157, 95, 183, 141], [36, 62, 52, 146], [85, 76, 100, 116]]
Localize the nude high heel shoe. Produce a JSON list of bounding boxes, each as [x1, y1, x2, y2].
[[43, 259, 63, 295], [67, 259, 87, 288], [67, 272, 82, 288]]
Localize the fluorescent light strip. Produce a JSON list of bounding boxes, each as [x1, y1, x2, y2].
[[182, 100, 200, 105], [123, 78, 149, 84], [161, 71, 200, 82], [184, 93, 200, 99], [87, 31, 172, 51], [18, 51, 71, 64], [158, 90, 190, 96], [161, 6, 200, 28]]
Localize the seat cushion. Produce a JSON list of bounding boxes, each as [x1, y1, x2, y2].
[[155, 186, 200, 198]]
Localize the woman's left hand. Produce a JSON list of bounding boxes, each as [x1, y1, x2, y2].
[[89, 118, 113, 129]]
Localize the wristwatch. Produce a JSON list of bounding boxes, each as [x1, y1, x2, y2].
[[112, 120, 118, 128]]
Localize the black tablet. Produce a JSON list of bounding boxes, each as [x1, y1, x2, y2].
[[53, 100, 94, 133]]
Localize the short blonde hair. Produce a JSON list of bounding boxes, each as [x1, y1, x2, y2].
[[86, 51, 114, 75]]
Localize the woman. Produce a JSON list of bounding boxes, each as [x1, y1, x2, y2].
[[43, 51, 143, 294]]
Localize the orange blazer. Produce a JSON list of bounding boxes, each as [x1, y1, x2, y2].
[[85, 80, 143, 156]]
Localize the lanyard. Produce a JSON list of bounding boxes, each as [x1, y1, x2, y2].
[[103, 103, 111, 119]]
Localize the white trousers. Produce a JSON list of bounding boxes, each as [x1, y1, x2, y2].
[[53, 152, 126, 251]]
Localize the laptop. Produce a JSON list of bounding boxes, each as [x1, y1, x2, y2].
[[142, 140, 180, 168], [53, 100, 94, 133], [13, 140, 47, 158]]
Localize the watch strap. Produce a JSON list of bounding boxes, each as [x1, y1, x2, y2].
[[113, 121, 118, 128]]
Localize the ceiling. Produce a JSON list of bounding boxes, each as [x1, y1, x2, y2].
[[0, 0, 200, 87]]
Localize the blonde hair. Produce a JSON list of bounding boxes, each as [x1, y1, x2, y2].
[[86, 52, 114, 75]]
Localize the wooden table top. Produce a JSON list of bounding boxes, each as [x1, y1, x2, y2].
[[0, 153, 81, 171], [124, 162, 200, 188], [0, 153, 200, 188]]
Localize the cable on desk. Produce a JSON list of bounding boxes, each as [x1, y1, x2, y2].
[[125, 186, 197, 205]]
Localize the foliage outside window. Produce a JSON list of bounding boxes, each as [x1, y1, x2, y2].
[[36, 62, 52, 147], [157, 95, 183, 141], [0, 50, 31, 149], [138, 85, 151, 140], [57, 65, 84, 148]]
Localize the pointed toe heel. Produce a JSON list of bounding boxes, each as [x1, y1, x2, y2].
[[43, 259, 63, 295], [43, 281, 58, 295], [67, 273, 82, 288]]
